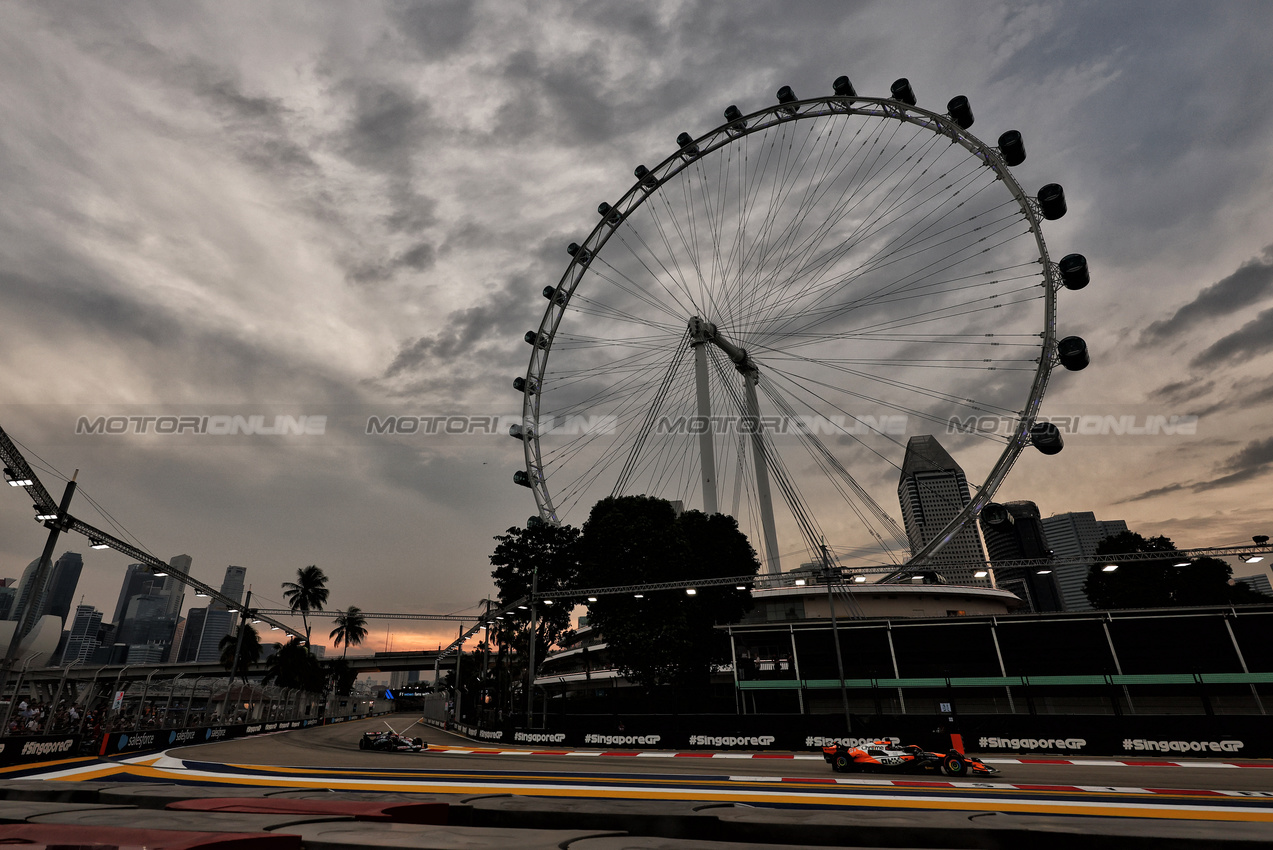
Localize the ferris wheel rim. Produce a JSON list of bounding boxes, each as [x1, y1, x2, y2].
[[519, 91, 1061, 572]]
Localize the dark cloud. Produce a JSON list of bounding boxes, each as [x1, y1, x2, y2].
[[1153, 378, 1215, 406], [1141, 247, 1273, 345], [1114, 482, 1186, 504], [1191, 436, 1273, 492], [391, 0, 477, 59], [1189, 306, 1273, 369]]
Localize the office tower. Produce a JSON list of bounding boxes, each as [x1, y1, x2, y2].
[[8, 558, 41, 621], [167, 616, 187, 662], [9, 551, 82, 628], [61, 604, 104, 664], [163, 554, 192, 618], [897, 435, 990, 586], [44, 552, 83, 624], [118, 594, 177, 648], [112, 563, 157, 625], [176, 607, 208, 662], [1040, 511, 1131, 611], [1235, 574, 1273, 596], [194, 566, 248, 662], [0, 578, 16, 620], [979, 501, 1064, 612]]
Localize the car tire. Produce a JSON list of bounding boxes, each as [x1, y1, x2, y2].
[[358, 737, 368, 750], [941, 755, 968, 777], [832, 752, 853, 773]]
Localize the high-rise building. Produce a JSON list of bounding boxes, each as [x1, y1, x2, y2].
[[176, 607, 208, 663], [112, 564, 158, 626], [61, 604, 104, 664], [9, 551, 83, 628], [897, 435, 989, 586], [979, 501, 1064, 612], [1039, 511, 1131, 611], [1235, 574, 1273, 596], [162, 554, 192, 619], [0, 577, 16, 620], [193, 566, 248, 663], [118, 594, 177, 649], [8, 558, 41, 622], [44, 552, 83, 624]]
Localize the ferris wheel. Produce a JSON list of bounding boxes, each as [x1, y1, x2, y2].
[[513, 76, 1089, 577]]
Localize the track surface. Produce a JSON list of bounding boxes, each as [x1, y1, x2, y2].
[[26, 717, 1273, 825]]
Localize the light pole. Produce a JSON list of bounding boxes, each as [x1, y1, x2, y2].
[[821, 544, 852, 735], [0, 474, 78, 702], [526, 565, 538, 726], [221, 590, 252, 720]]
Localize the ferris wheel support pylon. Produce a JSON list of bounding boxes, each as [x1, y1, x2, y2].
[[690, 325, 719, 517], [689, 316, 782, 574]]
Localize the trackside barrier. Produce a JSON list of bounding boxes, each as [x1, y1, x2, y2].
[[61, 711, 396, 761], [435, 713, 1273, 758], [0, 733, 82, 764]]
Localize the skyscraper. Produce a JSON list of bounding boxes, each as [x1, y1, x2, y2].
[[162, 554, 192, 619], [112, 563, 157, 625], [1039, 511, 1131, 611], [979, 501, 1064, 612], [897, 435, 990, 586], [61, 604, 104, 664], [9, 551, 83, 628], [194, 565, 248, 663], [44, 552, 83, 624]]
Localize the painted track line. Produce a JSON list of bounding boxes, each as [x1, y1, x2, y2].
[[427, 745, 1272, 769]]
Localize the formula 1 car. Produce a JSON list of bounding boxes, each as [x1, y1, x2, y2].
[[822, 741, 998, 777], [358, 730, 426, 752]]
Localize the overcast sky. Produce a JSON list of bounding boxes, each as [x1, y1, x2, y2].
[[2, 1, 1272, 653]]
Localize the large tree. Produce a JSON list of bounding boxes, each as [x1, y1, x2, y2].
[[282, 565, 329, 647], [576, 495, 758, 688], [1084, 531, 1271, 609], [218, 623, 262, 685], [262, 636, 326, 693], [329, 606, 368, 659], [489, 521, 580, 677]]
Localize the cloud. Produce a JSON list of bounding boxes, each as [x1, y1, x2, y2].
[[1189, 306, 1273, 369], [1114, 482, 1186, 504], [1191, 436, 1273, 492], [1141, 246, 1273, 345]]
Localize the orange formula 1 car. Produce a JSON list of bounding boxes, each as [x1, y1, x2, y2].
[[822, 740, 998, 777]]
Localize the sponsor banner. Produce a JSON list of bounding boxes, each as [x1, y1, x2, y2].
[[687, 734, 773, 748], [1121, 738, 1243, 754], [977, 736, 1088, 752], [804, 736, 901, 749], [416, 713, 1273, 758], [0, 735, 81, 763]]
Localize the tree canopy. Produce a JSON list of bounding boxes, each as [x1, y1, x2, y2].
[[262, 636, 326, 693], [282, 564, 329, 646], [1084, 531, 1271, 609], [218, 623, 261, 684], [329, 606, 368, 659], [489, 521, 579, 674], [576, 495, 758, 688]]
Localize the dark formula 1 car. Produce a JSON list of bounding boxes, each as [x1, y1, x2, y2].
[[359, 730, 426, 752], [822, 740, 998, 777]]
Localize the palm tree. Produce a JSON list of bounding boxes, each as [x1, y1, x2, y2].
[[218, 623, 262, 685], [281, 565, 329, 647], [329, 606, 368, 659], [262, 637, 325, 693]]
